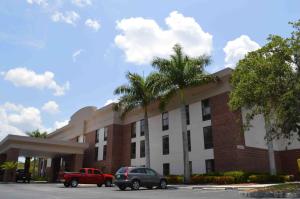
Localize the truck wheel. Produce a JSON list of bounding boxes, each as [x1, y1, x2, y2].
[[131, 180, 140, 190], [70, 179, 78, 188], [64, 182, 70, 187], [105, 180, 112, 187], [118, 185, 126, 191], [97, 183, 102, 187]]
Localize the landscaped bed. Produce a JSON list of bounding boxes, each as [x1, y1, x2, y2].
[[242, 183, 300, 198]]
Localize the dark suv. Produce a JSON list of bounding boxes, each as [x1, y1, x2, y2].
[[114, 167, 167, 190]]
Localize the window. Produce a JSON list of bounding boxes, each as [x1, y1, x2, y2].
[[162, 112, 169, 131], [146, 168, 156, 176], [80, 169, 85, 174], [140, 140, 145, 158], [187, 130, 191, 152], [94, 169, 101, 174], [162, 135, 169, 155], [202, 99, 211, 121], [95, 130, 99, 143], [163, 163, 170, 176], [140, 119, 145, 136], [185, 105, 190, 125], [131, 122, 136, 138], [103, 145, 107, 160], [94, 147, 98, 161], [205, 159, 215, 173], [104, 127, 108, 141], [189, 161, 193, 175], [88, 169, 92, 174], [131, 142, 136, 159], [131, 168, 146, 174], [203, 126, 213, 149]]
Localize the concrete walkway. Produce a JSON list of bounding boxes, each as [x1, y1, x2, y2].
[[169, 183, 278, 190]]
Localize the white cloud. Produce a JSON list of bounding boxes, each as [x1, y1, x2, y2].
[[72, 49, 84, 62], [53, 120, 69, 130], [223, 35, 260, 68], [115, 11, 213, 65], [71, 0, 92, 7], [51, 11, 80, 26], [26, 0, 48, 8], [42, 101, 59, 114], [104, 98, 119, 106], [85, 19, 101, 31], [0, 102, 44, 141], [2, 67, 70, 96]]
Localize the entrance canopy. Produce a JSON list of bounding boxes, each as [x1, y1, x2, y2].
[[0, 135, 89, 158]]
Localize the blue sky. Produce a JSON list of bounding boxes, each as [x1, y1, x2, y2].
[[0, 0, 299, 140]]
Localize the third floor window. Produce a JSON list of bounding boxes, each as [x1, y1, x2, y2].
[[202, 99, 211, 121], [131, 122, 136, 138], [162, 112, 169, 131], [140, 119, 145, 136]]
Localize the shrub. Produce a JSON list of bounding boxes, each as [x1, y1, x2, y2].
[[248, 174, 294, 183], [223, 171, 246, 183], [166, 175, 183, 184], [213, 176, 235, 184], [191, 175, 214, 184]]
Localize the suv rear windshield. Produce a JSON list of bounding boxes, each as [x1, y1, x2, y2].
[[116, 167, 128, 173]]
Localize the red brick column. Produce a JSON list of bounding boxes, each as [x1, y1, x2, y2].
[[3, 148, 19, 182], [70, 154, 83, 172]]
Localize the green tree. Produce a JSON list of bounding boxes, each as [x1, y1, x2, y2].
[[229, 35, 296, 175], [26, 129, 47, 177], [114, 72, 160, 168], [150, 44, 216, 183], [1, 161, 18, 181]]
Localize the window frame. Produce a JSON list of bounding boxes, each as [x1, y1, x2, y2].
[[104, 127, 108, 141], [95, 130, 99, 143], [140, 119, 145, 136], [131, 122, 136, 138], [205, 159, 215, 173], [203, 126, 213, 149], [162, 135, 169, 155], [131, 142, 136, 159], [163, 163, 170, 176], [202, 99, 211, 121], [140, 140, 145, 158], [187, 130, 191, 152], [185, 105, 190, 125], [162, 112, 169, 131]]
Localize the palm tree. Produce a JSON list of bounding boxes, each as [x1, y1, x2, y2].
[[114, 72, 159, 168], [151, 44, 216, 183], [1, 161, 18, 182], [26, 130, 47, 177]]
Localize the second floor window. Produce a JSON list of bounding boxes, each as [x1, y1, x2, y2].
[[95, 130, 99, 143], [162, 112, 169, 131], [103, 145, 107, 160], [140, 119, 145, 136], [202, 99, 211, 121], [162, 135, 169, 155], [187, 130, 191, 152], [131, 142, 136, 159], [203, 126, 213, 149], [140, 140, 145, 158], [104, 127, 108, 141], [131, 122, 136, 138], [205, 159, 215, 173], [185, 105, 190, 125]]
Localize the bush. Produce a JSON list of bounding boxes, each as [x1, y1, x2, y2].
[[191, 175, 214, 184], [213, 176, 235, 184], [223, 171, 246, 183], [166, 175, 183, 184], [248, 174, 294, 183]]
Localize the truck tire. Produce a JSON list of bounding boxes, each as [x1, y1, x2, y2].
[[64, 182, 70, 187], [97, 183, 102, 187], [70, 179, 78, 188], [105, 180, 112, 187]]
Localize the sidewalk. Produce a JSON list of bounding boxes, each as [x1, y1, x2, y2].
[[169, 183, 278, 191]]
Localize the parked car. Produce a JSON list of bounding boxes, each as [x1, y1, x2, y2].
[[15, 169, 31, 183], [60, 168, 113, 188], [114, 167, 167, 190]]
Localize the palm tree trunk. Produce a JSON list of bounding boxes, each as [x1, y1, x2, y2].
[[144, 110, 151, 168], [264, 116, 277, 175], [33, 158, 36, 177], [180, 103, 190, 183]]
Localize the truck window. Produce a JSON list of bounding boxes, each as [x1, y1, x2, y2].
[[94, 170, 101, 174], [88, 169, 93, 174], [80, 169, 85, 174]]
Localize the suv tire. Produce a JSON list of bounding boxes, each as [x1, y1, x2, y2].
[[131, 180, 140, 190]]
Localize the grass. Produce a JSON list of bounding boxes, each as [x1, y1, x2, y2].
[[253, 183, 300, 193]]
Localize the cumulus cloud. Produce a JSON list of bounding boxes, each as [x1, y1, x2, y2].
[[42, 101, 59, 114], [104, 98, 119, 106], [26, 0, 48, 8], [51, 11, 80, 26], [85, 19, 101, 31], [2, 67, 70, 96], [115, 11, 213, 65], [71, 0, 92, 7], [223, 35, 260, 68], [53, 120, 69, 130], [72, 49, 84, 62], [0, 102, 44, 141]]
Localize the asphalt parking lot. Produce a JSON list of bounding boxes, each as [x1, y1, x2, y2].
[[0, 183, 255, 199]]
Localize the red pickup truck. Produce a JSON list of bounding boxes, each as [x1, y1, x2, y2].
[[60, 168, 114, 188]]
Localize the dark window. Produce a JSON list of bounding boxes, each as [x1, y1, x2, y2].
[[131, 168, 146, 174], [131, 122, 136, 138], [140, 140, 145, 158], [203, 126, 213, 149], [88, 169, 92, 174], [145, 169, 156, 176], [103, 145, 107, 160], [77, 136, 80, 143], [94, 147, 98, 161], [205, 159, 215, 173], [187, 130, 191, 152], [140, 119, 145, 136], [80, 169, 85, 174], [163, 163, 170, 176], [104, 127, 108, 141], [162, 112, 169, 131], [189, 161, 193, 175], [131, 142, 136, 159], [202, 99, 211, 121], [186, 105, 190, 125], [162, 135, 169, 155], [95, 130, 99, 143], [94, 169, 101, 174]]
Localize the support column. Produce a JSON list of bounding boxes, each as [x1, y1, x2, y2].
[[70, 154, 83, 172], [24, 157, 31, 174], [0, 154, 7, 182], [3, 148, 19, 182]]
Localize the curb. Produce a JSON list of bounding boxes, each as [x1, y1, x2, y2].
[[240, 191, 300, 198]]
